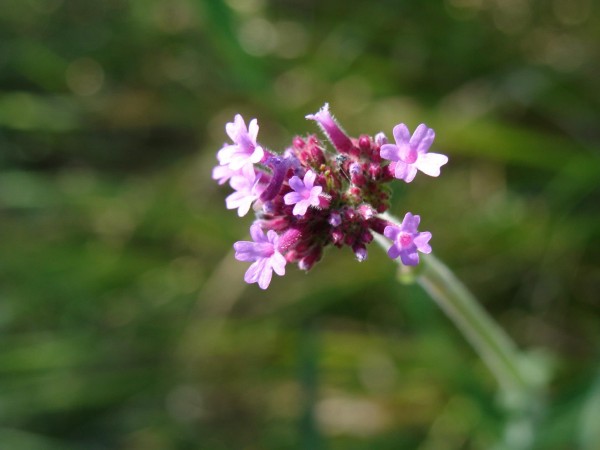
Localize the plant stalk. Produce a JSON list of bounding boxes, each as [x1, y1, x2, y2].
[[374, 215, 540, 398]]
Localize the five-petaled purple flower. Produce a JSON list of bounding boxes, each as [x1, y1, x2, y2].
[[384, 213, 432, 266], [233, 224, 287, 289], [217, 114, 265, 170], [214, 104, 448, 289], [380, 123, 448, 183], [284, 170, 323, 216]]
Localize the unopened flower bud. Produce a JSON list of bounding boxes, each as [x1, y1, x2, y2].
[[293, 137, 305, 149], [349, 162, 366, 186], [374, 132, 387, 146], [353, 244, 368, 262], [298, 247, 322, 271], [328, 212, 342, 227], [368, 163, 382, 179], [358, 134, 371, 152], [306, 103, 353, 154], [318, 193, 331, 209], [360, 230, 374, 244], [368, 217, 390, 234], [331, 229, 344, 246], [357, 204, 375, 220]]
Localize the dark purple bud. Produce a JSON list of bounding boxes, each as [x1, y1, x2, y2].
[[256, 214, 290, 230], [353, 244, 368, 262], [331, 229, 344, 246], [285, 250, 299, 263], [298, 246, 323, 271], [344, 232, 356, 246], [318, 195, 331, 209], [349, 162, 366, 186], [293, 137, 305, 149], [309, 145, 326, 166], [357, 204, 375, 220], [368, 163, 382, 179], [370, 147, 382, 163], [376, 203, 389, 213], [328, 212, 342, 227], [358, 135, 371, 152], [360, 230, 374, 244], [369, 217, 390, 234]]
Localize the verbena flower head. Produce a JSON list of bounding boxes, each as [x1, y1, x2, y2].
[[214, 104, 448, 289]]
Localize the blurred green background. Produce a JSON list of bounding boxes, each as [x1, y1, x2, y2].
[[1, 0, 599, 448]]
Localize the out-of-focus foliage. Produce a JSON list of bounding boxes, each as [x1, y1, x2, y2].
[[0, 0, 599, 448]]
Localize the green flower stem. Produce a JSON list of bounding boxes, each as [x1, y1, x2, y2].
[[417, 252, 528, 393], [374, 213, 552, 449], [374, 214, 540, 398]]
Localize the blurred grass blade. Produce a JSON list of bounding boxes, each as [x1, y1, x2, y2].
[[579, 370, 600, 449]]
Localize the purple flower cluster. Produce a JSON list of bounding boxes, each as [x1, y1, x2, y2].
[[213, 104, 448, 289]]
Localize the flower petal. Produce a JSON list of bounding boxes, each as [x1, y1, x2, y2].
[[284, 192, 304, 205], [249, 224, 266, 243], [416, 152, 448, 177], [292, 201, 309, 216], [392, 123, 410, 146], [234, 241, 258, 261], [400, 249, 419, 266], [248, 118, 259, 141], [304, 170, 316, 188], [244, 260, 263, 284], [400, 213, 420, 233], [416, 127, 435, 154], [257, 264, 273, 289], [249, 146, 265, 164], [387, 244, 401, 260], [414, 232, 432, 254], [225, 114, 244, 141], [379, 144, 400, 162], [288, 175, 305, 193], [394, 162, 417, 183], [271, 252, 287, 276], [383, 225, 400, 240], [409, 124, 433, 153]]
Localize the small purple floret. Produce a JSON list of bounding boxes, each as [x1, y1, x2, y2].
[[384, 212, 432, 266], [283, 170, 323, 216], [234, 224, 287, 289], [380, 123, 448, 183], [225, 170, 263, 217], [217, 114, 265, 170]]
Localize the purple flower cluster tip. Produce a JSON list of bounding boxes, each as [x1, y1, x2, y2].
[[213, 105, 448, 289]]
